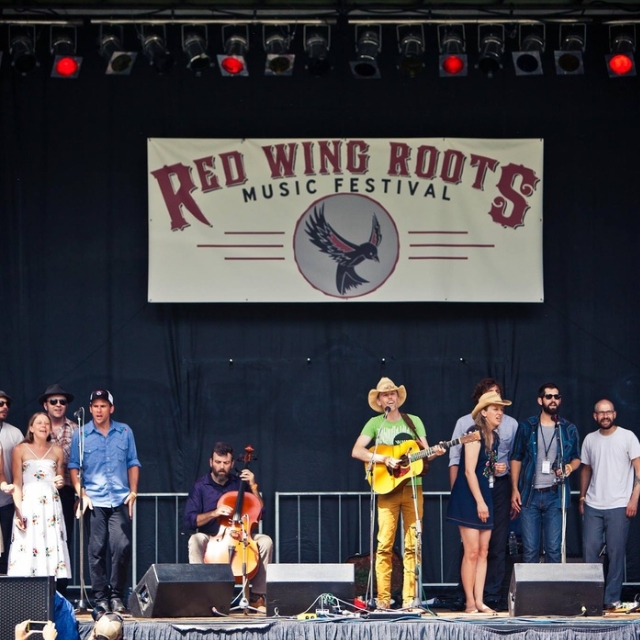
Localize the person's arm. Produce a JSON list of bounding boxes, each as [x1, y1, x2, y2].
[[239, 469, 264, 509], [627, 458, 640, 518], [510, 459, 522, 514], [69, 468, 93, 517], [52, 446, 65, 490], [448, 420, 467, 488], [125, 465, 140, 519], [0, 445, 14, 493], [11, 445, 26, 531], [579, 463, 592, 515]]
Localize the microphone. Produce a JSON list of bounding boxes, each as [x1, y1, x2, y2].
[[384, 406, 391, 416], [73, 407, 84, 419]]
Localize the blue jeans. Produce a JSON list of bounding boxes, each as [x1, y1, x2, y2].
[[520, 488, 563, 563], [583, 504, 629, 606]]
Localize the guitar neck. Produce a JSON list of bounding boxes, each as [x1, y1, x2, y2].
[[409, 437, 464, 462]]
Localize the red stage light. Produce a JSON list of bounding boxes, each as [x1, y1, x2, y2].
[[608, 53, 634, 75], [55, 56, 79, 77], [220, 56, 244, 75], [442, 54, 465, 75]]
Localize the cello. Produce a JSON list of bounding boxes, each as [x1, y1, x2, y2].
[[203, 445, 262, 587]]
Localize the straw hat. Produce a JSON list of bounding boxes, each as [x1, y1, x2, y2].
[[471, 390, 512, 420], [368, 377, 407, 412]]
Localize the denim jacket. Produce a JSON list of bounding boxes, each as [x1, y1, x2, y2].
[[511, 415, 581, 508]]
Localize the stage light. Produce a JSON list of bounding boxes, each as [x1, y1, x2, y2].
[[50, 27, 82, 79], [263, 26, 294, 76], [217, 25, 249, 77], [304, 25, 331, 77], [513, 25, 545, 76], [141, 26, 174, 74], [554, 24, 586, 75], [476, 24, 504, 78], [396, 25, 424, 78], [606, 25, 636, 77], [350, 25, 382, 79], [182, 25, 211, 74], [10, 27, 38, 75], [99, 26, 137, 75], [438, 25, 468, 77]]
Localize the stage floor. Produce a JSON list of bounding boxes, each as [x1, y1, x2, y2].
[[76, 607, 640, 640]]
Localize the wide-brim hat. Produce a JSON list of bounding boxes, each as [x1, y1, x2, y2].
[[472, 390, 512, 420], [38, 383, 74, 405], [368, 377, 407, 412], [0, 390, 12, 403]]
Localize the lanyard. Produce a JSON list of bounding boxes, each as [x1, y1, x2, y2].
[[539, 425, 556, 459]]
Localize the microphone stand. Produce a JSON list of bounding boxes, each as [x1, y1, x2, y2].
[[554, 413, 567, 564], [406, 458, 424, 610], [74, 407, 91, 612], [364, 408, 389, 610]]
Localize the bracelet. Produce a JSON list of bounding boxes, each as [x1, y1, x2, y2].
[[130, 491, 138, 498], [579, 496, 586, 501], [250, 483, 258, 492]]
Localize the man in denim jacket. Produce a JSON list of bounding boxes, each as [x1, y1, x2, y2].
[[510, 383, 580, 563]]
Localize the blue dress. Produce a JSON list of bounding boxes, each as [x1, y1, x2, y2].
[[446, 429, 499, 530]]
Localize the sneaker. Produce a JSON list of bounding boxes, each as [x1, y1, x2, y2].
[[375, 600, 390, 610], [604, 601, 622, 612], [250, 594, 266, 614], [110, 598, 127, 614]]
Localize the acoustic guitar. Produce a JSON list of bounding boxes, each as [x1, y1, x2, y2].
[[365, 432, 481, 494]]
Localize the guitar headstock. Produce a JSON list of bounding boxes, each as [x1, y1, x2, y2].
[[459, 431, 481, 444]]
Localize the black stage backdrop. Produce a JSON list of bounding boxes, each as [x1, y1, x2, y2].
[[1, 22, 639, 589]]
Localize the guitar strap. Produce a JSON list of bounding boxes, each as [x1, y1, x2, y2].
[[400, 413, 429, 475]]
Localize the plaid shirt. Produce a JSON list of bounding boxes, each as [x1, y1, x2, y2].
[[49, 417, 78, 487]]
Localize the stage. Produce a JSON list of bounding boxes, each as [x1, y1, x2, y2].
[[76, 608, 640, 640]]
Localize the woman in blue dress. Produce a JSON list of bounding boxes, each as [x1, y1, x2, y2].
[[447, 391, 512, 613]]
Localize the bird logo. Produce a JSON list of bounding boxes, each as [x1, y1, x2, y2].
[[305, 204, 382, 295]]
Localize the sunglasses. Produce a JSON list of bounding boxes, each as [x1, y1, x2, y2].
[[0, 400, 10, 407], [48, 399, 68, 406], [542, 393, 562, 400]]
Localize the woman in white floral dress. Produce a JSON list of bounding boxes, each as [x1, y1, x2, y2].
[[8, 412, 71, 580]]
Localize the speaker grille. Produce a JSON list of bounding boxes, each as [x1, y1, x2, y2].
[[0, 577, 55, 639]]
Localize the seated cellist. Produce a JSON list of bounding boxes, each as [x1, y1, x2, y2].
[[183, 441, 273, 613]]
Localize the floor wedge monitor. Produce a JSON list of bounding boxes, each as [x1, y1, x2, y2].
[[267, 563, 354, 616], [509, 562, 604, 617], [129, 563, 235, 617]]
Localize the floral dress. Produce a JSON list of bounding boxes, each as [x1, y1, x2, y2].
[[7, 447, 71, 578]]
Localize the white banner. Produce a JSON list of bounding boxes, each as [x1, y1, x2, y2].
[[148, 137, 543, 302]]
